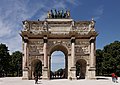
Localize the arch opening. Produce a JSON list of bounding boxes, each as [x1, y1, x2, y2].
[[49, 45, 68, 79], [31, 59, 42, 79], [76, 59, 87, 79]]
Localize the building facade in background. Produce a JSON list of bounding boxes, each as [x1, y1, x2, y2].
[[20, 10, 97, 80]]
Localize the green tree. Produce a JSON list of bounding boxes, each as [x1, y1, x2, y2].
[[9, 51, 22, 76], [96, 49, 103, 75], [96, 41, 120, 76], [0, 43, 10, 77], [57, 68, 64, 78]]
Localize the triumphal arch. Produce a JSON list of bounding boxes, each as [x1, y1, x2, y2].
[[20, 10, 97, 80]]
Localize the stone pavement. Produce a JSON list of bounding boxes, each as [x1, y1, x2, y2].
[[0, 77, 119, 85]]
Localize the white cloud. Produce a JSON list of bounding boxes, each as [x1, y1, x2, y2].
[[53, 1, 66, 9], [66, 0, 81, 6], [93, 5, 104, 20], [0, 0, 78, 53], [0, 20, 12, 38], [95, 6, 104, 15], [0, 0, 47, 53]]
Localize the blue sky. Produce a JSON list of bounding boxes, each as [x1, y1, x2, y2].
[[0, 0, 120, 71], [51, 51, 65, 71]]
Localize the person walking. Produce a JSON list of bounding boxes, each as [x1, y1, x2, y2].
[[34, 75, 38, 84], [112, 73, 118, 83]]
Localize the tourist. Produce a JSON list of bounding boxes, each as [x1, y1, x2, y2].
[[34, 75, 38, 84], [111, 73, 118, 83]]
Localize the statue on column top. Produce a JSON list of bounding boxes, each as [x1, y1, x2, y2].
[[47, 11, 51, 18], [47, 9, 71, 19], [67, 10, 70, 18], [23, 20, 29, 31], [91, 18, 95, 28], [51, 10, 54, 18]]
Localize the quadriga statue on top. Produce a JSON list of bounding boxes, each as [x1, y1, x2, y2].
[[47, 9, 70, 19]]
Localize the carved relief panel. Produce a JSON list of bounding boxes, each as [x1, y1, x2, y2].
[[47, 39, 71, 52], [30, 22, 44, 34], [75, 22, 93, 35], [75, 39, 90, 56], [28, 39, 43, 56]]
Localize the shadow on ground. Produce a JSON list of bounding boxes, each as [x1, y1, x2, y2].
[[96, 77, 109, 80]]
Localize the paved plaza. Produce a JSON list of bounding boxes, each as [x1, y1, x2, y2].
[[0, 77, 119, 85]]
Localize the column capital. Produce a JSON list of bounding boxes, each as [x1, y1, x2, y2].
[[43, 37, 48, 43], [44, 36, 48, 39], [71, 37, 75, 43], [23, 37, 28, 43], [89, 37, 95, 42]]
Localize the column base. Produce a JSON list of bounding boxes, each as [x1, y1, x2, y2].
[[69, 67, 76, 80], [88, 67, 96, 79], [42, 67, 49, 80], [22, 67, 29, 80]]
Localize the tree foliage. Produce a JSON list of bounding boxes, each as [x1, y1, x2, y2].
[[0, 43, 10, 76], [0, 43, 22, 77], [96, 41, 120, 76], [9, 51, 22, 76]]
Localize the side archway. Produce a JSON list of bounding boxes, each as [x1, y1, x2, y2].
[[31, 59, 42, 79], [76, 59, 87, 79]]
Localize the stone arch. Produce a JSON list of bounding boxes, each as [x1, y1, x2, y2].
[[48, 44, 69, 79], [76, 59, 87, 79], [48, 44, 69, 55], [31, 59, 42, 79]]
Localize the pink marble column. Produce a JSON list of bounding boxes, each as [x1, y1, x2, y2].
[[23, 42, 27, 68], [71, 37, 75, 67], [43, 37, 48, 67], [43, 42, 47, 67], [22, 39, 29, 80], [90, 38, 95, 67], [70, 37, 76, 80], [42, 37, 49, 79]]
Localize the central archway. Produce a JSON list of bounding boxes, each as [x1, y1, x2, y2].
[[49, 44, 68, 79]]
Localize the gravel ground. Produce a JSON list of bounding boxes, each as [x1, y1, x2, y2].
[[0, 77, 119, 85]]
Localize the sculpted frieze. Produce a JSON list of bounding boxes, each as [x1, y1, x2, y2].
[[29, 40, 43, 45], [48, 24, 71, 27], [62, 41, 71, 47], [75, 40, 89, 45], [48, 40, 71, 48], [29, 40, 43, 55], [75, 45, 89, 55], [29, 45, 43, 52], [75, 55, 89, 60], [29, 45, 37, 52]]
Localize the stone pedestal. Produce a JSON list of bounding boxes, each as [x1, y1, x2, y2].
[[70, 67, 76, 80], [42, 67, 49, 80], [88, 67, 96, 79], [22, 67, 29, 80]]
